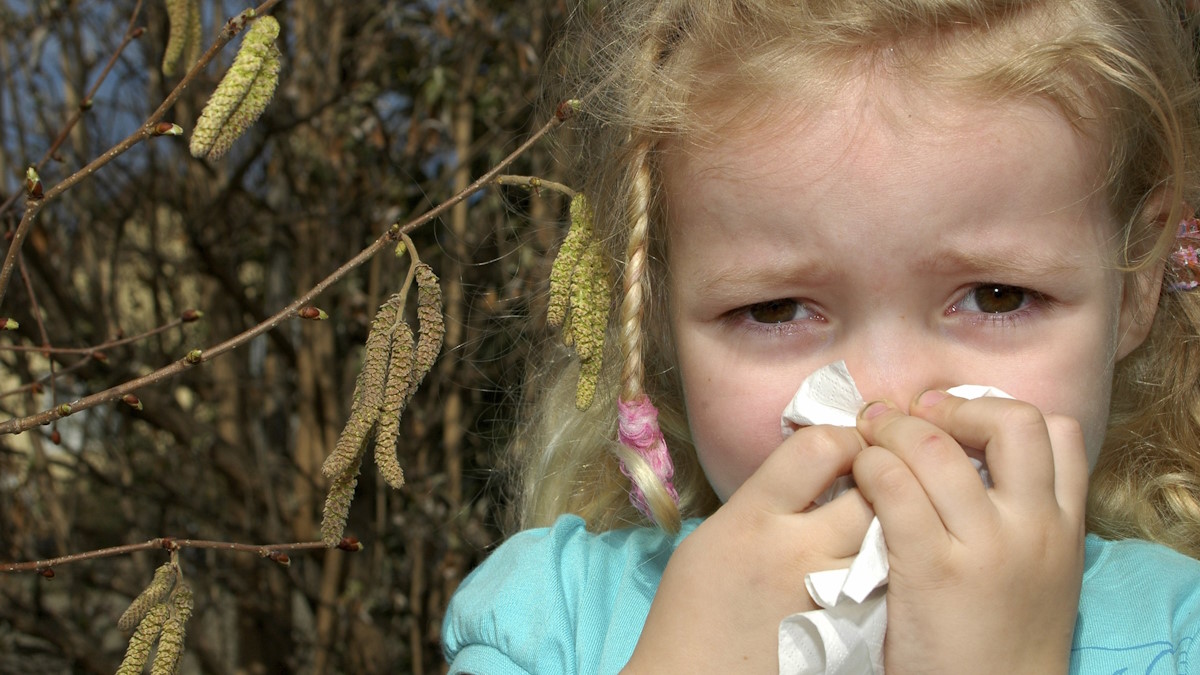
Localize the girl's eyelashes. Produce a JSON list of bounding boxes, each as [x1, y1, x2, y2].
[[728, 284, 1046, 331], [733, 298, 823, 330], [950, 283, 1047, 321], [747, 298, 807, 324]]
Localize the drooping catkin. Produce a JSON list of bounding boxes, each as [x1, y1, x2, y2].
[[182, 0, 202, 76], [190, 16, 281, 160], [163, 0, 195, 75], [375, 321, 415, 490], [321, 452, 363, 546], [547, 194, 609, 409], [116, 603, 169, 675], [321, 257, 442, 541], [150, 584, 194, 675], [410, 263, 445, 399], [570, 238, 610, 409], [548, 195, 590, 329], [322, 409, 374, 480], [322, 297, 398, 479], [118, 561, 177, 631]]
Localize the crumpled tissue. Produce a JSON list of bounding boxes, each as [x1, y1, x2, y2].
[[776, 361, 1009, 675]]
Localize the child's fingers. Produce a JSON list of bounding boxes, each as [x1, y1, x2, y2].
[[852, 444, 947, 559], [855, 400, 993, 535], [812, 486, 878, 560], [907, 391, 1058, 511], [734, 424, 866, 515], [1043, 413, 1089, 521]]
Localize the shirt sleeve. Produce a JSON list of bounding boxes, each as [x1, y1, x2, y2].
[[443, 515, 693, 675], [442, 515, 598, 675]]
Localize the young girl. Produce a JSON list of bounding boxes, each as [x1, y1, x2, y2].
[[445, 0, 1200, 672]]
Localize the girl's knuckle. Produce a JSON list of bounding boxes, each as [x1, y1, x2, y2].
[[995, 400, 1046, 434]]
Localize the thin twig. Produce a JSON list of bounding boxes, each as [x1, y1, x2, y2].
[[16, 254, 56, 409], [0, 357, 91, 401], [0, 316, 192, 355], [495, 174, 576, 197], [0, 112, 565, 435], [0, 1, 146, 222], [1, 537, 338, 573]]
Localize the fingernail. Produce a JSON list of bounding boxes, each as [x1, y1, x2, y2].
[[915, 389, 949, 408], [860, 399, 891, 420]]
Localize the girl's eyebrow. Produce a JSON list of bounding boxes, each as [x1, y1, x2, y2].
[[917, 248, 1086, 278], [688, 236, 1089, 294], [690, 258, 838, 296], [691, 247, 1085, 298]]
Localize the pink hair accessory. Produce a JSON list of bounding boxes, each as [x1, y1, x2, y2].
[[1170, 217, 1200, 291], [618, 395, 679, 518]]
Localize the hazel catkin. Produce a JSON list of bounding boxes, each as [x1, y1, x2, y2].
[[150, 584, 194, 675], [411, 263, 445, 400], [117, 562, 177, 632], [190, 16, 281, 159], [321, 453, 363, 546], [116, 604, 169, 675], [374, 322, 414, 490], [321, 297, 398, 480]]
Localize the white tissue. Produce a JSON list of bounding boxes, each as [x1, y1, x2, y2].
[[777, 361, 1008, 675]]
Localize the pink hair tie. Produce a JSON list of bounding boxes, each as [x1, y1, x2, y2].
[[1170, 217, 1200, 291], [618, 395, 679, 519]]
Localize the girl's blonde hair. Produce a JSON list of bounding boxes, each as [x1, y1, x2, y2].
[[512, 0, 1200, 557]]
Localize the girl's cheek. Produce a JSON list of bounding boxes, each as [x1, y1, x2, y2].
[[692, 420, 779, 501]]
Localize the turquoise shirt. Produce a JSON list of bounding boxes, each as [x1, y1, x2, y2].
[[444, 515, 1200, 673]]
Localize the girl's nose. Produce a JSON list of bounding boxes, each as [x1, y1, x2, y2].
[[841, 329, 951, 412]]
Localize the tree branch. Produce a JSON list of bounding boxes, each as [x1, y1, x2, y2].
[[0, 0, 284, 306], [1, 535, 359, 574], [0, 111, 565, 435]]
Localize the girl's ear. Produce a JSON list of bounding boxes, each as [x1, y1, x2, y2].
[[1115, 194, 1178, 361], [1116, 259, 1163, 361]]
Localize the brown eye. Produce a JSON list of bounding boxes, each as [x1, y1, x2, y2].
[[970, 285, 1027, 313], [748, 299, 799, 323]]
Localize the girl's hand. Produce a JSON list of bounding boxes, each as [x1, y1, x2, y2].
[[853, 391, 1088, 675], [624, 425, 874, 674]]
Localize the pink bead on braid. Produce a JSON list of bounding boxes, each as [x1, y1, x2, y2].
[[618, 395, 679, 518]]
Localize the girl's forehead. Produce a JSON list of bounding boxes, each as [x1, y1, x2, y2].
[[678, 49, 1101, 157], [670, 3, 1109, 145], [667, 76, 1104, 182]]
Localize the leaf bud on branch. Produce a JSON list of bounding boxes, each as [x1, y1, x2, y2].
[[152, 122, 184, 137], [555, 99, 581, 121], [25, 167, 43, 200]]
